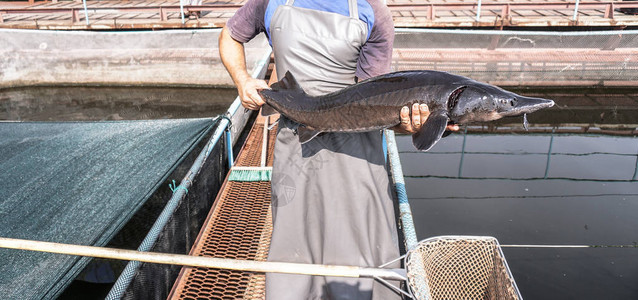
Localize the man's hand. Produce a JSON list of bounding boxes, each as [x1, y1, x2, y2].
[[392, 103, 460, 134], [238, 76, 270, 110], [219, 26, 270, 110]]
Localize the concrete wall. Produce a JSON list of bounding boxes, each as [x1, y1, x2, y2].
[[0, 29, 270, 88]]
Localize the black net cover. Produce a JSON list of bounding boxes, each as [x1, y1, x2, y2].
[[0, 118, 214, 299]]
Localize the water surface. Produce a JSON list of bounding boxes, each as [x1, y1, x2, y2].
[[397, 88, 638, 299], [0, 86, 237, 121]]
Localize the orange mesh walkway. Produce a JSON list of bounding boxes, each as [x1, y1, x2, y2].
[[168, 114, 277, 300]]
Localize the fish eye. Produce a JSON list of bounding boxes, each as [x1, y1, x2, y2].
[[509, 99, 517, 106]]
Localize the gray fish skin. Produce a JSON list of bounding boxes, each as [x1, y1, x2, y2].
[[259, 70, 554, 151]]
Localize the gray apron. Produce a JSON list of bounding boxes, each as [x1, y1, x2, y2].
[[267, 1, 400, 299]]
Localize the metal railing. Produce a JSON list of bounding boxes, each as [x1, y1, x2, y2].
[[0, 3, 241, 24], [2, 1, 638, 26], [387, 1, 638, 21]]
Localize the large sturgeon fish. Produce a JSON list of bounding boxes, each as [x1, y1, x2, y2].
[[259, 70, 554, 151]]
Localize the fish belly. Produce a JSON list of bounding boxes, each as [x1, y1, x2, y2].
[[290, 100, 407, 132]]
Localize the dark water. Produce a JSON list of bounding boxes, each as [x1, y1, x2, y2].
[[397, 87, 638, 299], [0, 86, 238, 121]]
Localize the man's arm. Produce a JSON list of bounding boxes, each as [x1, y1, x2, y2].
[[219, 26, 269, 110]]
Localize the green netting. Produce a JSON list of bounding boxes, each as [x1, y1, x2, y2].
[[0, 118, 214, 299]]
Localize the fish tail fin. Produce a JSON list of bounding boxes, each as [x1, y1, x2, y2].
[[271, 71, 305, 93]]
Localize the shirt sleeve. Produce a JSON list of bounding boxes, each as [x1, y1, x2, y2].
[[225, 0, 269, 43], [355, 1, 395, 80]]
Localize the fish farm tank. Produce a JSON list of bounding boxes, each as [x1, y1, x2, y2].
[[1, 28, 637, 299]]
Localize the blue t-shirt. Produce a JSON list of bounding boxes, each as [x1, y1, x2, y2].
[[263, 0, 374, 41], [226, 0, 395, 80]]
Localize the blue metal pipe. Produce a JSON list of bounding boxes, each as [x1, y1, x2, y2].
[[226, 129, 234, 168], [384, 129, 427, 296], [384, 130, 418, 249]]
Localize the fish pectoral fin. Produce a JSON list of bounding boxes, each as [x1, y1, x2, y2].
[[297, 126, 322, 144], [261, 104, 277, 116], [412, 111, 449, 151], [442, 130, 453, 138]]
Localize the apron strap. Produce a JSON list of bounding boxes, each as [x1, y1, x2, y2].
[[285, 0, 294, 6], [348, 0, 359, 19]]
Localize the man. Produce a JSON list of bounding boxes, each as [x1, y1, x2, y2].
[[219, 0, 451, 298]]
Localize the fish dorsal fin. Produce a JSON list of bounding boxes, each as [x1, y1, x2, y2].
[[412, 111, 449, 151], [271, 71, 305, 93], [260, 71, 305, 117], [297, 126, 322, 144]]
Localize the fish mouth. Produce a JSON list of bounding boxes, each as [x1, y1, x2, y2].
[[501, 96, 555, 117]]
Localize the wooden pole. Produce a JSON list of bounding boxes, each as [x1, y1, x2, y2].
[[0, 237, 406, 281]]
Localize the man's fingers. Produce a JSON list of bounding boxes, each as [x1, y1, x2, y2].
[[239, 78, 269, 110], [411, 103, 421, 128], [400, 106, 412, 132], [447, 124, 460, 131], [395, 103, 454, 134], [418, 104, 429, 129], [400, 106, 410, 123], [249, 90, 266, 106], [242, 101, 257, 110], [256, 80, 271, 90], [241, 94, 261, 110]]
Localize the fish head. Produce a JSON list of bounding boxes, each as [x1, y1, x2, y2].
[[447, 83, 554, 124]]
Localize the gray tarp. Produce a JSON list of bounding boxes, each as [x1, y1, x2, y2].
[[0, 118, 214, 299]]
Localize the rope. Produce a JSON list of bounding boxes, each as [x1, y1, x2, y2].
[[544, 128, 555, 179], [218, 114, 233, 130], [217, 114, 234, 168], [169, 179, 189, 195], [501, 244, 638, 248]]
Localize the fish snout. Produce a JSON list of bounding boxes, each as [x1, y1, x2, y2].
[[502, 96, 554, 117]]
